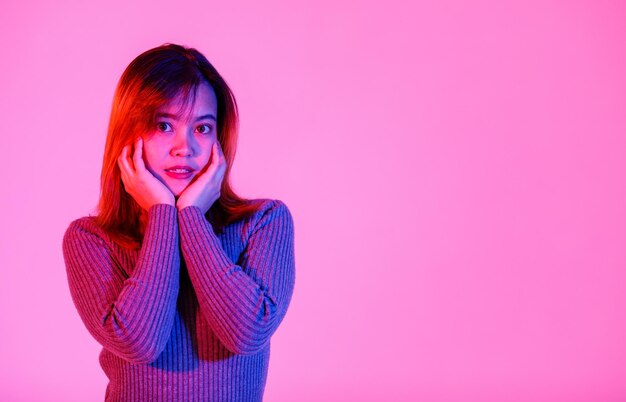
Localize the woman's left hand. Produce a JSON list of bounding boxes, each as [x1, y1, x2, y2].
[[176, 141, 226, 214]]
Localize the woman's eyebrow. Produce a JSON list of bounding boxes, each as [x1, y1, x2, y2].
[[195, 114, 217, 121], [156, 112, 216, 121]]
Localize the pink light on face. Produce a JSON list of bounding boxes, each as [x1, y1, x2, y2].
[[142, 82, 219, 197]]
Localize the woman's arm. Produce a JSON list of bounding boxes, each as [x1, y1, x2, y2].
[[62, 204, 180, 364], [178, 200, 296, 355]]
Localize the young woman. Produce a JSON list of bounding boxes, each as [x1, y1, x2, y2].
[[62, 43, 296, 401]]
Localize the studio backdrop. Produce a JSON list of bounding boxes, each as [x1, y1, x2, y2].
[[0, 1, 625, 401]]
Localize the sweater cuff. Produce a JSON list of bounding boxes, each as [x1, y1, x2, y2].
[[177, 205, 210, 227], [177, 205, 232, 268], [144, 203, 178, 239]]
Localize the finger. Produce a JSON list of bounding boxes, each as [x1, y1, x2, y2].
[[133, 137, 147, 171], [216, 141, 225, 159], [126, 142, 137, 172], [117, 144, 127, 163], [215, 142, 227, 172], [206, 143, 221, 173], [195, 143, 221, 180], [214, 142, 225, 165], [202, 143, 218, 169]]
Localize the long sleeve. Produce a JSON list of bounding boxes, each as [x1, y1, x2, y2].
[[62, 204, 180, 364], [178, 200, 296, 355]]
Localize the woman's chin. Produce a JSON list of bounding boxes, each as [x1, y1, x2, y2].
[[167, 184, 187, 198]]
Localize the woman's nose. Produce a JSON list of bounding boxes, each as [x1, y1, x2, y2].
[[171, 130, 196, 157]]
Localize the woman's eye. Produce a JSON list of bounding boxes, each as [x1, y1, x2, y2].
[[156, 122, 172, 132], [196, 124, 213, 134]]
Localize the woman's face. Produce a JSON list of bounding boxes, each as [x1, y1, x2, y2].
[[142, 82, 219, 197]]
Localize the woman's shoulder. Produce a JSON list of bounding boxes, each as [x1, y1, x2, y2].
[[62, 215, 111, 248], [246, 197, 290, 212], [245, 198, 293, 220], [241, 198, 294, 233]]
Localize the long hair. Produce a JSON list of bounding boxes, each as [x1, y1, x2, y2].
[[96, 43, 263, 249]]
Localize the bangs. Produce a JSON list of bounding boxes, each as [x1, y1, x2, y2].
[[141, 70, 205, 129], [159, 82, 200, 120]]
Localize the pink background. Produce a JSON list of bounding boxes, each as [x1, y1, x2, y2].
[[1, 1, 625, 401]]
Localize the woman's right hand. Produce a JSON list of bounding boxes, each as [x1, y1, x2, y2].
[[117, 137, 175, 210]]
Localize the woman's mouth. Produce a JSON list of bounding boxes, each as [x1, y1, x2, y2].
[[165, 166, 195, 179]]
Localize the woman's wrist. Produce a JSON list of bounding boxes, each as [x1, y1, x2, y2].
[[153, 195, 176, 208], [176, 201, 197, 212]]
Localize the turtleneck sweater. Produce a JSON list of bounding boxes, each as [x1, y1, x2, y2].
[[62, 199, 296, 401]]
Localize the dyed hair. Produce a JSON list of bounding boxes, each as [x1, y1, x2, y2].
[[96, 43, 262, 249]]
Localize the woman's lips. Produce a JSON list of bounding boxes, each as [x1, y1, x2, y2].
[[164, 166, 195, 180]]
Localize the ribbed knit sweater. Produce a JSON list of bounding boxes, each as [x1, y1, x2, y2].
[[62, 199, 295, 401]]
